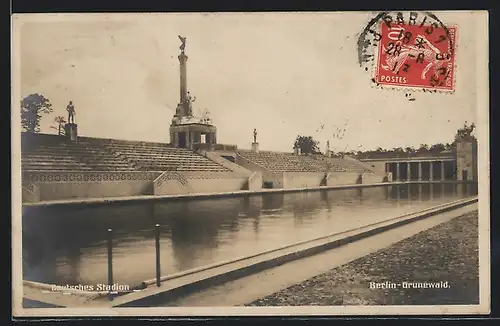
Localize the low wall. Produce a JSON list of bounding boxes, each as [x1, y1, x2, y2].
[[22, 170, 253, 202], [361, 172, 389, 184], [282, 172, 325, 188], [326, 171, 361, 186], [363, 161, 386, 173], [153, 171, 250, 195], [235, 153, 280, 188], [22, 184, 40, 203], [247, 172, 263, 191], [23, 171, 159, 201], [153, 171, 191, 196], [262, 171, 284, 188], [186, 177, 249, 193], [154, 179, 190, 195], [195, 153, 263, 191]]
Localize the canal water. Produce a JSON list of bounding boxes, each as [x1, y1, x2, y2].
[[22, 183, 477, 288]]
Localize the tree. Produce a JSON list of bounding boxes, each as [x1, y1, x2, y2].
[[293, 135, 320, 155], [21, 93, 53, 133], [405, 146, 416, 155], [393, 147, 404, 155], [454, 121, 476, 142], [429, 143, 446, 153], [50, 116, 67, 135], [417, 144, 429, 153]]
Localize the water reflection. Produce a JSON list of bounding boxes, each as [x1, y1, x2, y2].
[[22, 183, 477, 286]]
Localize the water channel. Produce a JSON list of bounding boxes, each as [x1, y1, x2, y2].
[[22, 183, 477, 287]]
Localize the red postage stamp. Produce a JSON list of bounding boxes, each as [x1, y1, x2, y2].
[[375, 22, 457, 91]]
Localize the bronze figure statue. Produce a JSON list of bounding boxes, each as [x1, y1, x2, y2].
[[253, 128, 257, 143], [178, 35, 187, 52], [66, 101, 75, 124]]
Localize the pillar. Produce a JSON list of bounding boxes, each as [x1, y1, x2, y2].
[[64, 123, 78, 141], [178, 52, 188, 103], [396, 163, 400, 181], [441, 161, 445, 181], [406, 162, 411, 181], [418, 162, 422, 181], [171, 133, 176, 147], [429, 162, 434, 181], [185, 130, 190, 149]]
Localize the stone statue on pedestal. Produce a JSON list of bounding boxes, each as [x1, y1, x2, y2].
[[253, 128, 257, 143], [182, 91, 195, 116], [178, 35, 187, 52], [66, 101, 75, 124], [185, 91, 196, 104]]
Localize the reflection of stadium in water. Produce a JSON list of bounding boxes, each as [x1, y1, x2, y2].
[[22, 183, 477, 287]]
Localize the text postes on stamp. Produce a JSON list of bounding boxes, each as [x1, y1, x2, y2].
[[377, 22, 456, 91], [358, 12, 457, 92]]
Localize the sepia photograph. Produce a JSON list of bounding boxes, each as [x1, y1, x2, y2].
[[11, 11, 490, 317]]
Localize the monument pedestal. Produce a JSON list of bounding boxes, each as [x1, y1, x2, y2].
[[251, 142, 259, 152], [64, 123, 78, 141]]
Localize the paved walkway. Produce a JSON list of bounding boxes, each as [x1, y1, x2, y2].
[[246, 210, 479, 306]]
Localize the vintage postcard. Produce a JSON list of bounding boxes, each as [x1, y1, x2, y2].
[[12, 11, 490, 317]]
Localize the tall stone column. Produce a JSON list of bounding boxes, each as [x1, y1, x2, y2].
[[406, 162, 411, 181], [441, 161, 445, 181], [396, 163, 400, 181], [429, 162, 434, 181], [418, 162, 422, 181], [178, 52, 188, 104]]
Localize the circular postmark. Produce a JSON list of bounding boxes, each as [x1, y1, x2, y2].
[[357, 11, 457, 92]]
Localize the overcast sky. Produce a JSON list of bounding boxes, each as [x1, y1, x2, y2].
[[15, 12, 483, 153]]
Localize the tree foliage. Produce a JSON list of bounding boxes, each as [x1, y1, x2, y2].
[[21, 93, 53, 133], [50, 116, 66, 135], [353, 122, 476, 159], [293, 135, 320, 155]]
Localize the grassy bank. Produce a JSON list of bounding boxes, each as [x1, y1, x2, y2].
[[247, 210, 479, 306]]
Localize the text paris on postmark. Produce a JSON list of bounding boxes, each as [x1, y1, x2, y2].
[[357, 12, 457, 92]]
